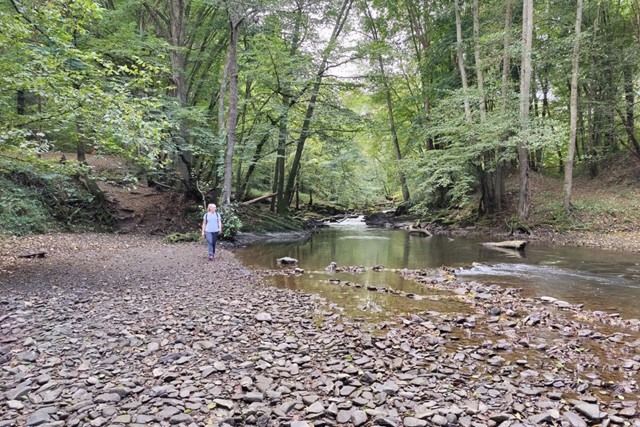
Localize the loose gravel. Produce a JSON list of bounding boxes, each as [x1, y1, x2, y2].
[[1, 234, 639, 427]]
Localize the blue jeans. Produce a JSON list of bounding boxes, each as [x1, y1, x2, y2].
[[205, 231, 218, 257]]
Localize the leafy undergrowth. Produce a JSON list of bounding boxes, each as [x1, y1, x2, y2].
[[420, 153, 640, 240], [0, 158, 114, 236], [527, 155, 640, 233]]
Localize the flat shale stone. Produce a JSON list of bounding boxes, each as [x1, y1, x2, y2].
[[26, 409, 52, 426], [403, 417, 427, 426], [169, 413, 193, 424], [352, 410, 368, 426], [337, 410, 351, 423], [563, 411, 588, 427]]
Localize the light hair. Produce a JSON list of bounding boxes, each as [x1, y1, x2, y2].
[[207, 203, 216, 211]]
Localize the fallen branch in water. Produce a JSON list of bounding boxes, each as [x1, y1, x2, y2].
[[407, 226, 432, 237], [482, 240, 527, 250]]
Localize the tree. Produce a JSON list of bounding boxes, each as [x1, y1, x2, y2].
[[454, 0, 471, 124], [141, 0, 226, 195], [495, 0, 512, 212], [0, 0, 167, 163], [281, 0, 355, 212], [362, 0, 410, 203], [404, 0, 434, 151], [472, 0, 485, 123], [563, 0, 582, 213], [518, 0, 533, 222], [221, 2, 245, 207], [142, 0, 193, 190]]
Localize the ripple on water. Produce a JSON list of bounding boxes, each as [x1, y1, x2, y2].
[[459, 263, 633, 287], [338, 235, 390, 240]]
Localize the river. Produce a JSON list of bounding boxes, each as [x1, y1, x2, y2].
[[236, 217, 640, 320]]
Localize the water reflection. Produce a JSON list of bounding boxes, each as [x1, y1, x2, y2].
[[236, 220, 640, 319], [269, 273, 468, 324]]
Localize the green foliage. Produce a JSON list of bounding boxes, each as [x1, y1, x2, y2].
[[0, 159, 113, 236], [0, 0, 169, 161], [0, 177, 53, 236], [163, 232, 200, 244], [1, 0, 639, 227], [219, 204, 243, 240]]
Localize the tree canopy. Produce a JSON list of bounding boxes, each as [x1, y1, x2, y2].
[[2, 0, 639, 221]]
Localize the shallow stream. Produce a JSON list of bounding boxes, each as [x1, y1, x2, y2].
[[236, 217, 640, 321]]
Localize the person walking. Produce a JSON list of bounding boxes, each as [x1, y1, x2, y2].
[[201, 203, 222, 261]]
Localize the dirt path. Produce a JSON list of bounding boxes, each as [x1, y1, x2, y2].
[[1, 234, 639, 427]]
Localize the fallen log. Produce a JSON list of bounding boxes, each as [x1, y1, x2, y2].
[[482, 240, 527, 250], [407, 226, 432, 237], [242, 192, 277, 205], [17, 251, 47, 259], [482, 245, 524, 258]]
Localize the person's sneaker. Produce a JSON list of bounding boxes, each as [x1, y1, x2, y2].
[[208, 256, 213, 261]]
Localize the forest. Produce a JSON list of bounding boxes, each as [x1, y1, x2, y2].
[[2, 0, 640, 233], [3, 4, 640, 426]]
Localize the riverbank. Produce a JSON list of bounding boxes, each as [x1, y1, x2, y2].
[[1, 233, 639, 427], [434, 227, 640, 253], [233, 211, 640, 253]]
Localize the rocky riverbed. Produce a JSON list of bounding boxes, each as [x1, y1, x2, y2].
[[1, 233, 639, 427]]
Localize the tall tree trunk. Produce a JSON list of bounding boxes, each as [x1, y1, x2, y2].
[[531, 75, 543, 171], [454, 0, 472, 124], [406, 0, 432, 150], [495, 0, 512, 212], [274, 98, 289, 212], [217, 49, 230, 135], [518, 0, 533, 222], [541, 76, 550, 118], [587, 5, 601, 177], [234, 78, 253, 198], [472, 0, 485, 122], [168, 0, 193, 192], [240, 132, 270, 200], [500, 0, 512, 110], [269, 2, 304, 212], [619, 66, 640, 157], [281, 0, 354, 211], [363, 2, 410, 202], [221, 9, 243, 207], [472, 0, 492, 213], [143, 0, 216, 194], [209, 39, 231, 206], [380, 55, 411, 202], [17, 90, 26, 116], [563, 0, 582, 213]]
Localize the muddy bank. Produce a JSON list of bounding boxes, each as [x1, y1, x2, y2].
[[1, 233, 639, 427]]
